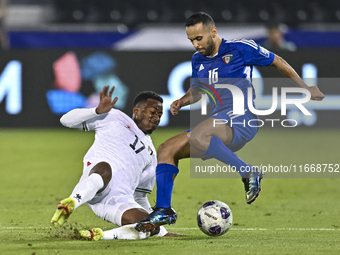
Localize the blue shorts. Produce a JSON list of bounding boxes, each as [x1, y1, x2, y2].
[[212, 108, 259, 152], [188, 108, 259, 153]]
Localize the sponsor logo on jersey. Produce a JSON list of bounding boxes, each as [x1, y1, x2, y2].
[[199, 64, 205, 71], [222, 54, 233, 64]]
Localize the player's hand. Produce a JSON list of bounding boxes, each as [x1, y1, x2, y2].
[[164, 233, 186, 237], [170, 99, 183, 115], [96, 85, 118, 114], [308, 86, 325, 101]]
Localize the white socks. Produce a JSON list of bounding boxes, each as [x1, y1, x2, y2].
[[102, 224, 151, 240], [69, 173, 104, 209]]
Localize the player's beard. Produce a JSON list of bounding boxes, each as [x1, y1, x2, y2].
[[145, 129, 154, 134], [142, 120, 158, 134], [201, 36, 215, 57]]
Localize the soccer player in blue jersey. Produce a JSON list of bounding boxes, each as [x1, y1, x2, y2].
[[135, 12, 325, 232]]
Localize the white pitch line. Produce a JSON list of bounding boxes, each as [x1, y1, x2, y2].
[[1, 227, 339, 231], [167, 228, 340, 231]]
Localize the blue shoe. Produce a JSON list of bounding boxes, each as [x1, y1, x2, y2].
[[242, 167, 263, 204], [135, 207, 177, 232]]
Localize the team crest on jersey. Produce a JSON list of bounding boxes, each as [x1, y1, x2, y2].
[[222, 54, 233, 64], [148, 146, 153, 155]]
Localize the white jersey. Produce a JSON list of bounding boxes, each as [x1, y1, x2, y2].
[[61, 108, 156, 194]]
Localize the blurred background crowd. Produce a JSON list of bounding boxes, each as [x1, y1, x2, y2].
[[1, 0, 340, 50], [4, 0, 340, 26]]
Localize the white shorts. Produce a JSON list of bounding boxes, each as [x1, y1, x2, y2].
[[80, 160, 145, 226], [87, 200, 144, 226]]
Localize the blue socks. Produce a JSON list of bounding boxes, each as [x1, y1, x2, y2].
[[155, 163, 179, 208], [203, 136, 250, 176], [155, 136, 249, 208]]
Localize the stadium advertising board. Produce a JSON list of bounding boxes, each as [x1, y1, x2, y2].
[[0, 49, 339, 128]]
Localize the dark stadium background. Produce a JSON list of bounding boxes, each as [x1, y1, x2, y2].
[[0, 0, 339, 128], [0, 49, 340, 128]]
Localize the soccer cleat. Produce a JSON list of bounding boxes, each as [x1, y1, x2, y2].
[[51, 198, 75, 227], [79, 228, 104, 241], [242, 167, 263, 204], [135, 207, 177, 232]]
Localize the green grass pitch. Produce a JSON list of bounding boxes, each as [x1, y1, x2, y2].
[[0, 127, 339, 255]]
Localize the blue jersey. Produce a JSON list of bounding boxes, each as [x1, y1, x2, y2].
[[191, 38, 275, 115]]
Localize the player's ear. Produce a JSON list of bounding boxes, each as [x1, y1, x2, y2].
[[133, 106, 141, 117], [211, 27, 217, 38]]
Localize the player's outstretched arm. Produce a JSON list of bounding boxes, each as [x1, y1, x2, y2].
[[170, 87, 203, 115], [60, 85, 118, 128], [270, 54, 325, 101]]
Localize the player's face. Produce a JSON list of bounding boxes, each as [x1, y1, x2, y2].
[[268, 28, 283, 46], [133, 99, 163, 134], [186, 22, 216, 57]]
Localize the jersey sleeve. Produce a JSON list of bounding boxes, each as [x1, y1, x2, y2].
[[192, 58, 198, 79], [60, 108, 106, 130], [135, 160, 156, 194], [82, 112, 110, 131], [133, 191, 153, 212], [238, 40, 275, 66], [190, 53, 201, 90]]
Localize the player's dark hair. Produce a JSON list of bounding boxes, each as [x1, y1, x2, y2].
[[133, 91, 163, 106], [186, 12, 215, 28], [266, 21, 281, 30]]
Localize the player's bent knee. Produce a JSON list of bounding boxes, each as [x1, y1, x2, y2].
[[121, 208, 149, 226], [89, 162, 112, 185], [158, 135, 188, 156], [189, 132, 210, 152], [157, 141, 179, 158]]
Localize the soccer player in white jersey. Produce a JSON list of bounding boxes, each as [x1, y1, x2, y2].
[[51, 85, 178, 240], [135, 12, 325, 232]]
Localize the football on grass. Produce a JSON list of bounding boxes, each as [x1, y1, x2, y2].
[[197, 200, 233, 236]]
